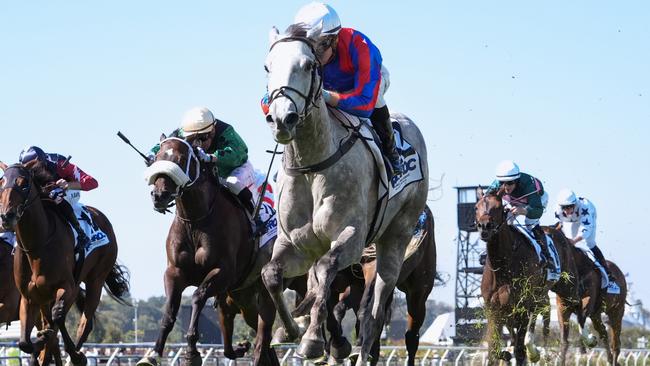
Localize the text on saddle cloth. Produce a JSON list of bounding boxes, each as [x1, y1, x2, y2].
[[574, 242, 609, 289], [257, 202, 277, 249]]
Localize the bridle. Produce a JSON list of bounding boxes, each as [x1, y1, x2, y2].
[[0, 165, 38, 221], [267, 36, 323, 122], [477, 195, 507, 240], [151, 138, 201, 209]]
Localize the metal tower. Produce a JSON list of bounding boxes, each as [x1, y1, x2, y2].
[[454, 186, 486, 344]]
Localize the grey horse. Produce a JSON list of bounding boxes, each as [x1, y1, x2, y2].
[[261, 25, 429, 366]]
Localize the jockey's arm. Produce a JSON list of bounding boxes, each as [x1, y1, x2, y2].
[[333, 32, 381, 118], [57, 161, 98, 191], [524, 193, 543, 219], [213, 125, 249, 175]]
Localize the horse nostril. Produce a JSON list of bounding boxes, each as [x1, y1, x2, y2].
[[283, 112, 299, 127], [266, 114, 274, 123]]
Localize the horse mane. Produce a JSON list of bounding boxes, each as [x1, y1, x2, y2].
[[284, 23, 311, 38], [25, 160, 57, 188]]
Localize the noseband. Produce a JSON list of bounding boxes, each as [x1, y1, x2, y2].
[[477, 196, 507, 240], [153, 138, 201, 200], [267, 36, 323, 122]]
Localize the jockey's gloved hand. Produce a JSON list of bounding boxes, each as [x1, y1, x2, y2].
[[196, 147, 216, 163], [145, 152, 155, 167], [49, 187, 66, 204]]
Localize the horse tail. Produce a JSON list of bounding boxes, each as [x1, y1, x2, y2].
[[103, 263, 131, 306]]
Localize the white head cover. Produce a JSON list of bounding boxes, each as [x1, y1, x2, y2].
[[294, 2, 341, 36], [556, 188, 577, 206], [181, 107, 215, 137], [495, 160, 520, 182]]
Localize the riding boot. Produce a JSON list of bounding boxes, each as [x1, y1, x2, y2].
[[591, 246, 616, 282], [532, 226, 553, 270], [58, 201, 88, 282], [237, 188, 263, 234], [370, 106, 403, 176]]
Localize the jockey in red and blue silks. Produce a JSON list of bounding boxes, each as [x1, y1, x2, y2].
[[18, 146, 96, 246], [262, 2, 404, 175]]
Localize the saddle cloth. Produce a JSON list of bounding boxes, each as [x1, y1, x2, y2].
[[70, 203, 111, 258], [257, 201, 277, 249], [512, 225, 561, 281], [0, 231, 16, 249], [574, 242, 609, 289], [327, 108, 424, 242]]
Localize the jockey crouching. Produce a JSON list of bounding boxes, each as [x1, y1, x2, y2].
[[555, 188, 620, 294], [486, 160, 555, 273], [149, 107, 262, 227], [19, 146, 97, 278], [262, 2, 404, 176]]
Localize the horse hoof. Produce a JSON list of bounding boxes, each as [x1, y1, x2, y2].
[[182, 351, 202, 366], [582, 334, 598, 348], [18, 341, 34, 355], [271, 327, 297, 346], [71, 353, 87, 366], [330, 337, 352, 360], [526, 345, 541, 363], [296, 338, 325, 360], [499, 350, 512, 361], [136, 356, 160, 366]]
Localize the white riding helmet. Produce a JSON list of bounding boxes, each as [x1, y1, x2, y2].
[[556, 188, 577, 207], [181, 107, 215, 137], [294, 2, 341, 36], [495, 160, 520, 182]]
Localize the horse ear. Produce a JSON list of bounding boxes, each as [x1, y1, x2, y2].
[[160, 133, 167, 142], [306, 22, 323, 40], [269, 26, 280, 46], [0, 161, 7, 171], [476, 186, 484, 199]]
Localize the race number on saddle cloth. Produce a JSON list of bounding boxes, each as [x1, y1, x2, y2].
[[554, 189, 620, 294]]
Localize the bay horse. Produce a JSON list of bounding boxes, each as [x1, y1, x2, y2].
[[321, 205, 437, 366], [0, 161, 130, 366], [262, 25, 429, 366], [137, 137, 279, 366], [476, 188, 578, 365], [0, 234, 19, 327], [548, 225, 627, 366]]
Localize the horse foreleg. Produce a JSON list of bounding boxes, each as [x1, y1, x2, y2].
[[185, 267, 226, 366], [607, 310, 623, 366], [18, 296, 40, 355], [261, 237, 311, 343], [75, 280, 102, 351], [557, 297, 573, 366], [484, 313, 504, 366], [326, 286, 351, 362], [523, 312, 540, 364], [592, 313, 613, 364], [356, 239, 407, 366], [404, 288, 429, 366], [217, 296, 244, 360], [253, 282, 280, 366], [52, 287, 86, 366]]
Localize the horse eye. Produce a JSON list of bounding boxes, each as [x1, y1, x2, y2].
[[264, 65, 269, 73]]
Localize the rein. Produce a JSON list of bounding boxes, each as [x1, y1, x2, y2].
[[267, 36, 323, 124]]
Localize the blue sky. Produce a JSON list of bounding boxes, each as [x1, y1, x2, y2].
[[1, 1, 648, 308]]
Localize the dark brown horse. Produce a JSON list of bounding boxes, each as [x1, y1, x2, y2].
[[294, 205, 436, 365], [136, 137, 278, 366], [476, 188, 577, 365], [0, 234, 19, 327], [549, 227, 627, 366], [0, 161, 130, 366]]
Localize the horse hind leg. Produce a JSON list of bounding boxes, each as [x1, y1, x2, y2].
[[74, 279, 103, 351], [591, 313, 612, 362], [404, 287, 431, 366]]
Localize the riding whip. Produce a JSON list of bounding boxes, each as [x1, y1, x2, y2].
[[117, 131, 150, 163]]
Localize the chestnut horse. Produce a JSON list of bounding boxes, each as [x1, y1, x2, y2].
[[0, 162, 130, 366], [550, 228, 627, 366], [476, 188, 578, 366], [137, 137, 279, 366], [311, 205, 436, 366]]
